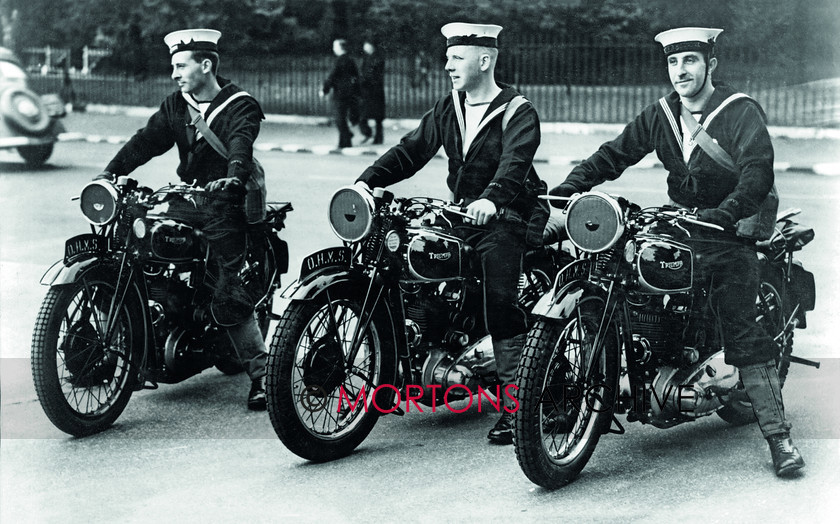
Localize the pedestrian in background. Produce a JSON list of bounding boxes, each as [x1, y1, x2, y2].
[[359, 36, 385, 145], [321, 38, 360, 148]]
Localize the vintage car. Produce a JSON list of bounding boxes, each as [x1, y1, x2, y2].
[[0, 47, 66, 166]]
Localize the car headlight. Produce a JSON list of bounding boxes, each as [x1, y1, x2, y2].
[[80, 181, 119, 226], [14, 94, 40, 118], [328, 186, 375, 242]]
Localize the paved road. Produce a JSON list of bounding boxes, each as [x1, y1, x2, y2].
[[1, 125, 840, 522]]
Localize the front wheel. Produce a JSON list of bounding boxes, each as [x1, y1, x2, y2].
[[265, 289, 396, 461], [514, 295, 620, 489], [17, 144, 54, 167], [31, 275, 142, 436]]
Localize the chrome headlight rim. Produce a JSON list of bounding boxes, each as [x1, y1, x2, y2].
[[79, 180, 120, 226], [564, 191, 625, 253], [328, 185, 375, 243]]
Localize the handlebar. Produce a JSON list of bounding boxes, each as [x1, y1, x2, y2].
[[658, 210, 724, 231]]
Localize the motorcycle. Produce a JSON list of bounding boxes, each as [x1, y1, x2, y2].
[[513, 191, 817, 489], [31, 176, 292, 436], [266, 185, 570, 462]]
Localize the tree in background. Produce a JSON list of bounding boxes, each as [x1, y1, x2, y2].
[[4, 0, 837, 82]]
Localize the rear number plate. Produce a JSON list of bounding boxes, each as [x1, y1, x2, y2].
[[64, 234, 106, 264], [301, 247, 350, 278]]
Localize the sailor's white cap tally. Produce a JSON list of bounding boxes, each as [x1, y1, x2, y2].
[[654, 27, 723, 55], [164, 29, 222, 55], [441, 23, 503, 48]]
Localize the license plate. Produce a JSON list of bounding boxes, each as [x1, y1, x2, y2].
[[300, 247, 351, 279], [64, 234, 106, 264]]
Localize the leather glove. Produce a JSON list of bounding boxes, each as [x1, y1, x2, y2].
[[697, 208, 736, 230], [206, 177, 245, 194], [547, 183, 578, 209], [94, 171, 115, 182]]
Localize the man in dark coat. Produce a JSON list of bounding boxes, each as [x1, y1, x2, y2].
[[359, 37, 385, 145], [357, 22, 549, 445], [549, 27, 804, 476], [322, 39, 360, 148], [97, 29, 269, 411]]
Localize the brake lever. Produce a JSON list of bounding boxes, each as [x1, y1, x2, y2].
[[660, 210, 724, 231]]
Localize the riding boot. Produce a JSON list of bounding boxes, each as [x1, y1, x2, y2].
[[226, 314, 269, 411], [487, 333, 527, 444], [487, 398, 515, 444], [740, 360, 804, 476], [247, 377, 267, 411]]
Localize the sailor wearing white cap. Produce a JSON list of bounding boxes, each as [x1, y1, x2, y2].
[[164, 28, 222, 55], [96, 29, 271, 411], [549, 27, 803, 477], [357, 22, 549, 445], [655, 27, 723, 103]]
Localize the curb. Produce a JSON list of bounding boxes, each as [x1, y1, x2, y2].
[[56, 131, 840, 177], [64, 105, 840, 177]]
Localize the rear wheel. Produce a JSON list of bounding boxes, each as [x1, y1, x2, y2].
[[266, 288, 396, 461], [514, 295, 620, 489], [31, 275, 142, 436], [718, 263, 791, 425]]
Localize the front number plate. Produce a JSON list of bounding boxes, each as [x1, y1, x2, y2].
[[64, 234, 106, 265], [300, 247, 351, 279]]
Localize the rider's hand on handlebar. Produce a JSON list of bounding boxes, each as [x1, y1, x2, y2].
[[93, 171, 115, 182], [466, 198, 497, 226], [354, 180, 372, 193], [206, 177, 244, 194], [547, 183, 577, 209], [697, 208, 735, 229]]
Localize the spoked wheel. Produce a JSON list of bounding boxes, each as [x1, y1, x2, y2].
[[514, 295, 620, 489], [519, 267, 554, 314], [718, 265, 792, 425], [266, 289, 396, 462], [31, 275, 142, 436]]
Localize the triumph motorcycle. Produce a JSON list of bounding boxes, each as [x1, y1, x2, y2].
[[266, 185, 570, 462], [32, 176, 292, 436], [513, 191, 817, 489]]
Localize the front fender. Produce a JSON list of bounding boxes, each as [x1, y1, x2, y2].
[[40, 257, 99, 286], [532, 279, 606, 320], [272, 265, 404, 386], [273, 266, 370, 318]]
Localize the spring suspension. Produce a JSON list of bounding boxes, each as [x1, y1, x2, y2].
[[363, 216, 390, 265], [593, 245, 621, 277]]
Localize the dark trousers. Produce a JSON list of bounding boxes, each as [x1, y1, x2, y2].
[[165, 193, 267, 377], [334, 97, 356, 148], [359, 118, 383, 144], [454, 219, 528, 340], [690, 238, 777, 367]]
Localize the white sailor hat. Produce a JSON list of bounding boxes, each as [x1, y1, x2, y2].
[[441, 22, 503, 48], [164, 29, 221, 55], [654, 27, 723, 56]]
